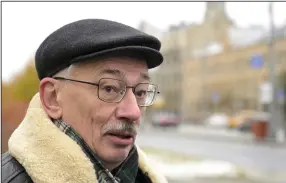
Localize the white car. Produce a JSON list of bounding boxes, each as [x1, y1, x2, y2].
[[204, 113, 229, 128]]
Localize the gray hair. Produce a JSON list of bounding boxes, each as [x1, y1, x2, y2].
[[53, 64, 77, 78], [53, 64, 78, 89]]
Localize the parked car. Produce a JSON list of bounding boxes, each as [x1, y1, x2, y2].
[[151, 111, 181, 127], [228, 110, 256, 131], [204, 113, 229, 128]]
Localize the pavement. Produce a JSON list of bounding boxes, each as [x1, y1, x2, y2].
[[142, 124, 286, 148], [168, 178, 281, 183], [137, 126, 286, 183]]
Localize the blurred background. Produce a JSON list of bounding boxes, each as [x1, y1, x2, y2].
[[2, 2, 286, 183]]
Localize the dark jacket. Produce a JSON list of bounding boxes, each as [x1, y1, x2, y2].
[[2, 152, 33, 183], [2, 152, 152, 183]]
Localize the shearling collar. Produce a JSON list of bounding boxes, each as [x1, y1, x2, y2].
[[8, 93, 167, 183]]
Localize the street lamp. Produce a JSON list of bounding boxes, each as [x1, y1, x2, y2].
[[267, 2, 285, 142]]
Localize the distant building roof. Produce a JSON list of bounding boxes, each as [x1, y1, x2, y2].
[[228, 24, 286, 48], [168, 21, 190, 31], [228, 26, 267, 48], [257, 24, 286, 43]]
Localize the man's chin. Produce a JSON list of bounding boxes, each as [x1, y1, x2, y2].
[[98, 135, 135, 166], [101, 147, 132, 169], [112, 143, 133, 158]]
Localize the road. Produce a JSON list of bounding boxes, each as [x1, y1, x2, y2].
[[136, 128, 286, 181]]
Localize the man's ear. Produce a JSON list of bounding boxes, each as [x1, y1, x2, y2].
[[39, 78, 63, 119]]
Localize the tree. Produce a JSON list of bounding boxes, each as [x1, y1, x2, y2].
[[2, 83, 12, 104], [8, 60, 40, 102]]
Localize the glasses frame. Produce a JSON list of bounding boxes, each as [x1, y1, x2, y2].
[[53, 77, 160, 107]]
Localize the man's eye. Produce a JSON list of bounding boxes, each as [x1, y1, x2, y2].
[[136, 90, 147, 97], [103, 85, 118, 93]]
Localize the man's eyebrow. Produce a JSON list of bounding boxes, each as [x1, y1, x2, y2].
[[98, 68, 150, 81], [99, 69, 122, 77], [141, 73, 150, 81]]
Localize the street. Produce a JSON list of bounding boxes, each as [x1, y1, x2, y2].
[[136, 127, 286, 182]]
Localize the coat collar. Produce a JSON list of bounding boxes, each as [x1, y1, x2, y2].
[[8, 93, 167, 183]]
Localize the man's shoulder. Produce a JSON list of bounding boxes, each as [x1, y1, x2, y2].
[[2, 152, 33, 183]]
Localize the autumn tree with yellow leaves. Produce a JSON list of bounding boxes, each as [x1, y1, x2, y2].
[[2, 58, 40, 152], [7, 60, 40, 102]]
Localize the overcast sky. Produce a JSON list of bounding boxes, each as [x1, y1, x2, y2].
[[2, 2, 286, 82]]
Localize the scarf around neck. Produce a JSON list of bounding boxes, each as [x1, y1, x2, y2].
[[53, 119, 139, 183]]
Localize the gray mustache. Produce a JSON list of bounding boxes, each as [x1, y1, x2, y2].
[[102, 122, 138, 136]]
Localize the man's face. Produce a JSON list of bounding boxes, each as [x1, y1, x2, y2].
[[58, 56, 148, 168]]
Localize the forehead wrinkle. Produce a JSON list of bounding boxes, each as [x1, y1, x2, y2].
[[93, 66, 149, 83], [77, 58, 149, 84]]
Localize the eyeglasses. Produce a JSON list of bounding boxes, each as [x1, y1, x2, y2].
[[53, 77, 160, 107]]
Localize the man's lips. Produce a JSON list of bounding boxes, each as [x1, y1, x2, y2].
[[106, 131, 135, 139], [105, 131, 136, 146]]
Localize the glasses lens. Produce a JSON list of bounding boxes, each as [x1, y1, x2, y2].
[[98, 79, 126, 102], [134, 84, 157, 106]]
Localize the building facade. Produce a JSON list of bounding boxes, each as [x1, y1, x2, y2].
[[182, 38, 286, 121], [138, 2, 282, 123], [149, 2, 233, 117]]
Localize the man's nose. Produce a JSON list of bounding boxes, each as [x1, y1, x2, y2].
[[115, 89, 141, 122]]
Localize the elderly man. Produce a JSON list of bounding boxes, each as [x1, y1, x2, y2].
[[2, 19, 167, 183]]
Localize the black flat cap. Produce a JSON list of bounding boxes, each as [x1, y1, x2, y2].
[[35, 19, 163, 80]]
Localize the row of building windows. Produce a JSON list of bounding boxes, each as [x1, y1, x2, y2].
[[199, 51, 285, 75]]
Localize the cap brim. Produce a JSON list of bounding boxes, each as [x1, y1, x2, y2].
[[69, 46, 163, 69]]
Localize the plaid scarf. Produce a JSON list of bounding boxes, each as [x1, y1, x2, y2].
[[53, 119, 139, 183]]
